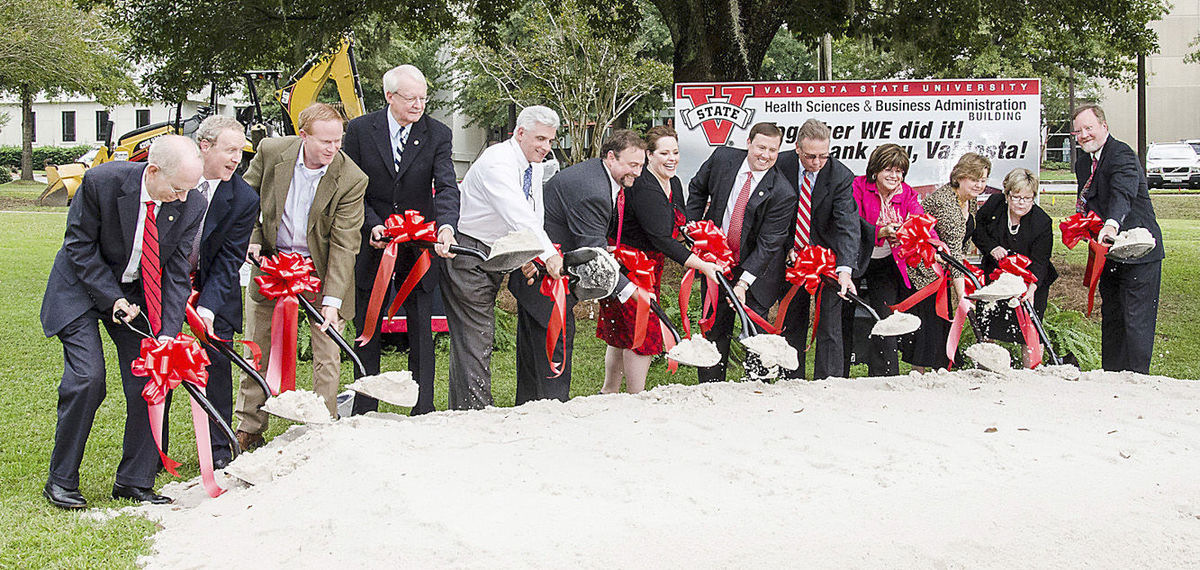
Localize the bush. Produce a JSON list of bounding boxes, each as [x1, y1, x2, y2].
[[0, 167, 12, 184], [1041, 160, 1071, 171], [0, 145, 95, 170]]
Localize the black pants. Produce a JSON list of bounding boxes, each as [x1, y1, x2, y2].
[[843, 256, 904, 377], [697, 285, 771, 383], [781, 283, 846, 380], [162, 320, 237, 464], [513, 297, 574, 405], [352, 284, 436, 415], [49, 310, 161, 490], [1099, 259, 1161, 374]]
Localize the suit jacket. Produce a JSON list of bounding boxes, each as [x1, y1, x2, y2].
[[685, 146, 797, 305], [343, 109, 460, 293], [775, 150, 862, 276], [1074, 134, 1165, 264], [510, 157, 631, 326], [615, 167, 691, 265], [245, 136, 368, 317], [193, 174, 260, 332], [41, 161, 206, 337]]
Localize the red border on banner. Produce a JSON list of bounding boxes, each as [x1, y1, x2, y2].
[[676, 79, 1040, 99]]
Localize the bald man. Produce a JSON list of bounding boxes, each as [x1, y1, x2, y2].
[[40, 135, 207, 508]]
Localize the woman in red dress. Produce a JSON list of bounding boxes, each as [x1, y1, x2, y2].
[[596, 126, 720, 393]]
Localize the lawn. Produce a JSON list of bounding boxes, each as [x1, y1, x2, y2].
[[1, 191, 1196, 567]]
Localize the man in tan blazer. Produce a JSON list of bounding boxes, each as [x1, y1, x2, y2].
[[233, 103, 368, 449]]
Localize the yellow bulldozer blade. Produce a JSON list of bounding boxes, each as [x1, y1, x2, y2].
[[39, 163, 88, 206]]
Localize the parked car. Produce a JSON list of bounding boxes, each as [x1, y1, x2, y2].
[[1146, 143, 1200, 189]]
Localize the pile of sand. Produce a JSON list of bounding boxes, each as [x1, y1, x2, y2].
[[136, 368, 1200, 568]]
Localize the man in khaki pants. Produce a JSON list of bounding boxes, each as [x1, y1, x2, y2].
[[234, 103, 367, 450]]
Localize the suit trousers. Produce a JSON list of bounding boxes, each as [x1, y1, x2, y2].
[[160, 319, 236, 463], [843, 256, 904, 377], [697, 286, 771, 383], [1098, 259, 1161, 374], [440, 234, 503, 410], [48, 309, 160, 490], [514, 297, 574, 405], [351, 280, 436, 415], [235, 288, 341, 434], [781, 283, 847, 380]]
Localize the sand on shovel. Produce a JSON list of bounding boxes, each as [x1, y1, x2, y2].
[[871, 311, 920, 336], [1108, 227, 1156, 259], [966, 342, 1012, 372], [261, 390, 333, 424], [491, 230, 543, 255], [741, 334, 799, 371], [971, 272, 1026, 302], [346, 371, 419, 407], [666, 336, 722, 367]]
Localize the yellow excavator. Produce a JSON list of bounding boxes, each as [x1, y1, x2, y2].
[[39, 38, 366, 206]]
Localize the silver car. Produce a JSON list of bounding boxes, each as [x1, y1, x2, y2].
[[1145, 143, 1200, 189]]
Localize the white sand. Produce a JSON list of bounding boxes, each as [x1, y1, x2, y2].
[[665, 336, 722, 367], [261, 390, 333, 424], [971, 272, 1027, 301], [346, 371, 419, 407], [490, 230, 543, 255], [871, 311, 920, 336], [966, 342, 1012, 372], [136, 369, 1200, 568], [740, 333, 799, 370]]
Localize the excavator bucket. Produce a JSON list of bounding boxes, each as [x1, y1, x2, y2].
[[39, 162, 88, 206]]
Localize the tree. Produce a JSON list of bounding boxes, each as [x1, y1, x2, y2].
[[456, 0, 672, 164], [0, 0, 137, 180]]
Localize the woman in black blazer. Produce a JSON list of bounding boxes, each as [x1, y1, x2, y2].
[[972, 167, 1058, 366], [596, 126, 719, 394]]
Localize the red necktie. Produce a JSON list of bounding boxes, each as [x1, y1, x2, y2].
[[614, 187, 626, 246], [1076, 157, 1098, 213], [141, 201, 162, 335], [726, 172, 754, 261], [794, 172, 813, 250]]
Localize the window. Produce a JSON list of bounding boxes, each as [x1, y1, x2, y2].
[[96, 110, 109, 141], [62, 111, 76, 142], [136, 109, 150, 128]]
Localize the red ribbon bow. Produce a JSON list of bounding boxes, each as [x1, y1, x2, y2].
[[775, 246, 837, 347], [539, 244, 570, 377], [1058, 212, 1107, 315], [990, 253, 1043, 368], [895, 214, 944, 269], [992, 253, 1038, 285], [255, 252, 322, 395], [613, 246, 658, 349], [680, 221, 733, 337], [356, 210, 438, 346], [131, 335, 224, 497]]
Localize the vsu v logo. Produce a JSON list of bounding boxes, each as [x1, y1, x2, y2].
[[678, 85, 756, 146]]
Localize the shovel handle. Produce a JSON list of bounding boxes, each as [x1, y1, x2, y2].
[[179, 379, 240, 460], [408, 240, 488, 261], [817, 273, 881, 322], [937, 250, 984, 290], [1020, 298, 1062, 366], [648, 299, 683, 344], [113, 309, 154, 339], [207, 337, 273, 399], [713, 272, 758, 338]]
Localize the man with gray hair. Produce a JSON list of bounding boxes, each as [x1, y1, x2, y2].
[[344, 64, 460, 415], [40, 135, 206, 508], [443, 105, 564, 409]]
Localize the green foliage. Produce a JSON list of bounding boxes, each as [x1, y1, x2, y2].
[[353, 27, 456, 114], [0, 168, 12, 185], [494, 307, 516, 352], [1039, 303, 1102, 370], [1041, 161, 1071, 171], [0, 145, 93, 169]]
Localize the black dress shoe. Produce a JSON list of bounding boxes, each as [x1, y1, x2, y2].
[[44, 481, 87, 509], [112, 483, 172, 504]]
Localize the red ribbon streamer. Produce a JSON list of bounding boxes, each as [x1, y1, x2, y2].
[[775, 246, 837, 349], [895, 214, 944, 269], [131, 335, 224, 498], [946, 260, 985, 368], [989, 254, 1043, 368], [1060, 212, 1107, 316], [540, 248, 569, 377], [255, 252, 321, 394], [185, 292, 263, 376], [356, 210, 437, 346], [893, 263, 950, 321], [613, 246, 657, 349]]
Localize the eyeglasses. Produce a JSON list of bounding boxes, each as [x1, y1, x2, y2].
[[392, 92, 429, 105], [801, 153, 830, 161], [1008, 195, 1035, 204]]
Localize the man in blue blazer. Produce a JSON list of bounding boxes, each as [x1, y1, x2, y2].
[[343, 64, 460, 416], [40, 136, 206, 508]]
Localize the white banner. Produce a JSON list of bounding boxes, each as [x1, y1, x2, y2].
[[673, 79, 1041, 195]]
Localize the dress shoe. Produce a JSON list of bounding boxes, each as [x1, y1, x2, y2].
[[112, 483, 172, 504], [235, 430, 265, 451], [44, 481, 87, 509], [213, 457, 231, 470]]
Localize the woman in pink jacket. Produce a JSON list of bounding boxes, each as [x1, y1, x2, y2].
[[845, 143, 926, 376]]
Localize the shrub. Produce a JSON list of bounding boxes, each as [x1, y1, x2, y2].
[[1041, 160, 1071, 171], [0, 167, 12, 184], [0, 145, 95, 169]]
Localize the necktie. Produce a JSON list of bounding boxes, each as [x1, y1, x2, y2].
[[794, 171, 813, 250], [522, 165, 533, 201], [141, 201, 162, 335], [393, 126, 409, 172], [1076, 157, 1098, 213], [726, 172, 754, 261], [614, 187, 626, 247], [188, 181, 209, 271]]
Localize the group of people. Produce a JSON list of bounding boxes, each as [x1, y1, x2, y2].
[[39, 56, 1163, 511]]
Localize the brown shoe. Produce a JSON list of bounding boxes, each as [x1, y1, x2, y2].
[[235, 430, 265, 451]]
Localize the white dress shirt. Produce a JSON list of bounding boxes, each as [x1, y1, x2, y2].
[[192, 177, 222, 322], [121, 174, 162, 283], [721, 159, 766, 286], [456, 137, 556, 260], [276, 144, 341, 308]]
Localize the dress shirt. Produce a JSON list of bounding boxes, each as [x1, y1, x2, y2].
[[600, 161, 636, 302], [722, 159, 766, 286], [121, 175, 162, 283], [456, 137, 556, 260], [1089, 147, 1121, 230], [277, 144, 341, 308], [192, 177, 222, 323]]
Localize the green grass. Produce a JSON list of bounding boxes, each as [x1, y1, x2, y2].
[[2, 194, 1197, 566], [1039, 169, 1075, 182]]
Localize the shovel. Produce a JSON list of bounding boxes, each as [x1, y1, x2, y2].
[[533, 246, 621, 301], [1102, 232, 1156, 262], [409, 230, 543, 273], [114, 310, 239, 460], [646, 293, 722, 368], [818, 274, 920, 337]]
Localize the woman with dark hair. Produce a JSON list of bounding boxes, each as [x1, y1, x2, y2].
[[903, 152, 990, 371], [972, 167, 1058, 368], [596, 126, 720, 394], [845, 143, 926, 376]]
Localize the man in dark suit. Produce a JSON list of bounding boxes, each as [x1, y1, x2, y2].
[[774, 119, 860, 380], [1071, 103, 1164, 374], [40, 135, 206, 508], [343, 64, 459, 416], [508, 129, 645, 404], [186, 116, 259, 468], [686, 122, 796, 382]]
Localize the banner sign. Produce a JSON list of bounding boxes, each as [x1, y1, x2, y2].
[[674, 79, 1041, 193]]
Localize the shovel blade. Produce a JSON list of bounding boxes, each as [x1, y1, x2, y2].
[[479, 247, 543, 273]]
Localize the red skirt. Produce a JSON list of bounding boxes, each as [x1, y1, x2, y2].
[[595, 250, 666, 355]]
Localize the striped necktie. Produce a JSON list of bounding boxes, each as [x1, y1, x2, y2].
[[141, 201, 162, 335], [393, 126, 409, 172], [794, 171, 813, 250], [726, 172, 754, 261], [522, 164, 533, 201]]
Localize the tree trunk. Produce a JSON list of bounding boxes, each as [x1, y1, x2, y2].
[[656, 0, 784, 82], [21, 85, 34, 181]]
